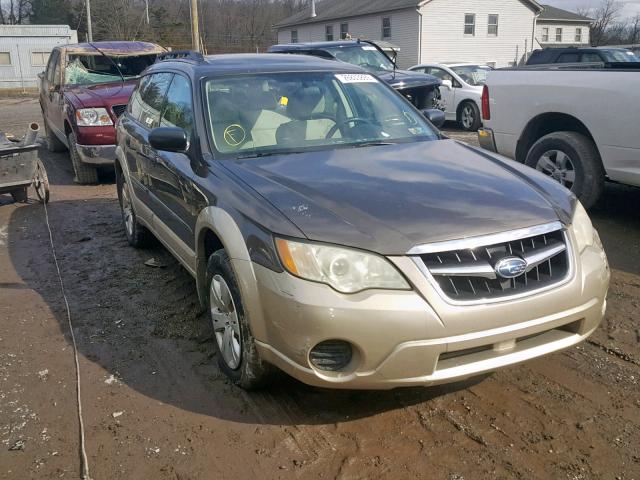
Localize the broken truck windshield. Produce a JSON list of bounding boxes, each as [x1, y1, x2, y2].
[[64, 54, 157, 85]]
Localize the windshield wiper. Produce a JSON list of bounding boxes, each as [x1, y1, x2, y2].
[[353, 141, 396, 148], [235, 150, 304, 160], [88, 43, 125, 84]]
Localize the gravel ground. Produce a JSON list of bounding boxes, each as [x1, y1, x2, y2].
[[1, 98, 638, 480]]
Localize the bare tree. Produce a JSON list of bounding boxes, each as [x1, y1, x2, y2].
[[579, 0, 622, 45], [0, 0, 33, 24], [628, 14, 640, 44]]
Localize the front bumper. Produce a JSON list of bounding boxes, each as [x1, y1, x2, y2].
[[249, 233, 609, 390], [478, 128, 497, 152], [75, 143, 116, 166]]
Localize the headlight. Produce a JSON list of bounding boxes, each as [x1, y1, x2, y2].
[[275, 238, 410, 294], [571, 201, 596, 253], [75, 108, 113, 127]]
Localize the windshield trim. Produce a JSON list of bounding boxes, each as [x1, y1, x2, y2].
[[200, 71, 439, 161]]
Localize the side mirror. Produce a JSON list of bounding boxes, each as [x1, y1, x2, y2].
[[149, 127, 188, 153], [422, 108, 446, 128], [441, 79, 453, 90]]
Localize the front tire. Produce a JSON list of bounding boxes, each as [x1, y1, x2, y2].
[[207, 250, 273, 390], [458, 101, 481, 132], [68, 132, 98, 184], [116, 169, 151, 248], [525, 131, 604, 209]]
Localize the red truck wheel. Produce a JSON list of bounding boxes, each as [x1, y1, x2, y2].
[[68, 133, 99, 184]]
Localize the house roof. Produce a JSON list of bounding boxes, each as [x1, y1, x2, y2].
[[275, 0, 543, 28], [539, 5, 593, 22]]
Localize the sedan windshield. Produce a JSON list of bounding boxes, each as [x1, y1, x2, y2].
[[205, 72, 438, 158], [64, 53, 158, 85], [324, 45, 396, 72], [450, 65, 490, 86]]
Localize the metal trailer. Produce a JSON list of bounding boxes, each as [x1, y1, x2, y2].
[[0, 126, 49, 204]]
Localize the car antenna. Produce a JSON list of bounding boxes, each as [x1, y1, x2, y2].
[[88, 42, 125, 84]]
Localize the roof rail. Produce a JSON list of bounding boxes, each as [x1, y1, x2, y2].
[[156, 50, 205, 63]]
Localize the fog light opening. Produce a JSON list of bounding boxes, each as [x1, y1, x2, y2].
[[309, 340, 353, 372]]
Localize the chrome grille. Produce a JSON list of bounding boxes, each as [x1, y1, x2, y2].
[[418, 228, 570, 302], [112, 104, 127, 118]]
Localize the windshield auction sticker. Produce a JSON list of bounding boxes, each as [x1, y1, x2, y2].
[[335, 74, 378, 84]]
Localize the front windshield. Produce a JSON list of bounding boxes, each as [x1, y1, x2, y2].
[[602, 50, 638, 62], [64, 53, 157, 85], [205, 72, 438, 158], [450, 65, 490, 86], [324, 45, 396, 72]]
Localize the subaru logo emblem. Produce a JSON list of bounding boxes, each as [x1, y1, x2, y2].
[[494, 256, 527, 279]]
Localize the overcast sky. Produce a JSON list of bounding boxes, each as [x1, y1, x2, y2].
[[544, 0, 640, 19]]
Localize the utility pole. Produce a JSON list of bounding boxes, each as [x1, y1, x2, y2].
[[86, 0, 93, 42], [190, 0, 200, 52]]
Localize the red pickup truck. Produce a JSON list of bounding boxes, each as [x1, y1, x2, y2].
[[38, 41, 164, 183]]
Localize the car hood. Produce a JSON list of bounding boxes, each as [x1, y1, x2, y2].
[[65, 80, 137, 108], [224, 140, 574, 255], [377, 69, 441, 90]]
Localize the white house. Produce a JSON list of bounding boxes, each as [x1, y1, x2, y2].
[[536, 5, 592, 48], [0, 25, 77, 90], [275, 0, 590, 69]]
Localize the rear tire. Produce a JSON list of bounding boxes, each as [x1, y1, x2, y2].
[[525, 131, 604, 209], [458, 101, 481, 132], [207, 250, 274, 390], [116, 168, 152, 248], [11, 186, 28, 203], [44, 119, 66, 153], [68, 132, 98, 184]]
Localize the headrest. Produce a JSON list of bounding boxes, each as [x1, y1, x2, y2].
[[286, 86, 324, 120]]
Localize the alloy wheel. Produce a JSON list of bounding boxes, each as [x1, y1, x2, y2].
[[210, 274, 242, 370], [462, 105, 475, 129], [536, 149, 576, 189]]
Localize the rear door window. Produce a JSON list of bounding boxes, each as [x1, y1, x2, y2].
[[426, 67, 453, 82], [580, 52, 602, 63], [556, 53, 580, 63], [131, 72, 173, 129]]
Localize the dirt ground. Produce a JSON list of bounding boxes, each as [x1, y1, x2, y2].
[[0, 97, 638, 480]]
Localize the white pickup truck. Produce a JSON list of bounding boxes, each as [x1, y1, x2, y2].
[[478, 65, 640, 207]]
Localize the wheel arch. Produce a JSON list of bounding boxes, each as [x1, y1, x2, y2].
[[195, 207, 267, 340], [515, 112, 600, 164]]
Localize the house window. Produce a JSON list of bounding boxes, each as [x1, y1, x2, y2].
[[382, 17, 391, 39], [542, 27, 549, 42], [291, 30, 298, 43], [464, 14, 475, 36], [325, 25, 334, 41], [31, 51, 50, 66], [575, 27, 582, 42], [340, 22, 349, 39], [0, 52, 11, 65], [488, 14, 499, 36], [556, 27, 563, 42]]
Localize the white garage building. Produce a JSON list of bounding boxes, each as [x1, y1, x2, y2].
[[0, 25, 77, 91], [275, 0, 590, 69]]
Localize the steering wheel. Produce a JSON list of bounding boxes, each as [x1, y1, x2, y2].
[[325, 117, 374, 139]]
